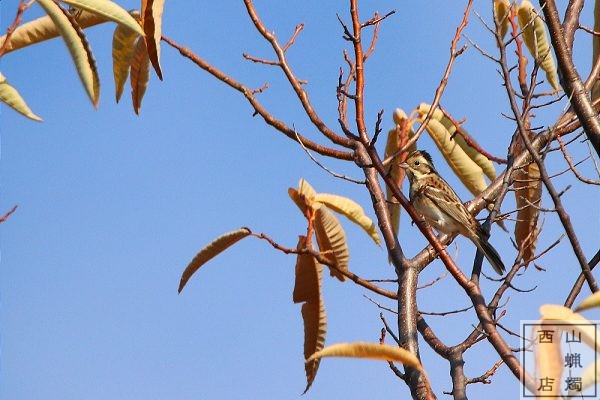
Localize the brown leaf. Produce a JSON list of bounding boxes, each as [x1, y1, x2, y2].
[[293, 236, 321, 304], [514, 136, 541, 265], [178, 228, 251, 293], [291, 236, 326, 394], [141, 0, 164, 80], [301, 296, 327, 394], [313, 205, 349, 282], [130, 36, 151, 114]]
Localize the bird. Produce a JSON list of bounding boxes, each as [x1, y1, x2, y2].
[[398, 150, 506, 275]]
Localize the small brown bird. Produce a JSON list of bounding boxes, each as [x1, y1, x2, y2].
[[399, 150, 506, 275]]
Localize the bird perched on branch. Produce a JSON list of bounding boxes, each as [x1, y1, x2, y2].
[[399, 150, 506, 275]]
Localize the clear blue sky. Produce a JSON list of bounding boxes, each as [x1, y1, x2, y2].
[[1, 1, 599, 399]]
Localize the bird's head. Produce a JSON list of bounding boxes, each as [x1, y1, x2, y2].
[[398, 150, 437, 181]]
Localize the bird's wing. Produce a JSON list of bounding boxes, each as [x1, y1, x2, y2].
[[421, 180, 476, 231]]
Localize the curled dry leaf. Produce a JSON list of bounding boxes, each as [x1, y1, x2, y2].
[[306, 341, 421, 368], [593, 0, 600, 100], [531, 321, 562, 397], [298, 178, 317, 200], [517, 0, 560, 91], [36, 0, 100, 107], [141, 0, 165, 80], [178, 227, 251, 293], [313, 193, 381, 246], [385, 108, 415, 239], [568, 360, 600, 397], [539, 304, 599, 350], [112, 11, 141, 102], [416, 104, 488, 195], [0, 10, 108, 54], [313, 205, 349, 282], [130, 36, 151, 114], [60, 0, 144, 36], [293, 236, 322, 304], [292, 236, 327, 394], [0, 72, 42, 121], [419, 103, 496, 181], [288, 187, 310, 216], [493, 0, 511, 40], [575, 291, 600, 313], [514, 138, 541, 266]]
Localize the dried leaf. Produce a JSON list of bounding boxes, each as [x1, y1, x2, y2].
[[293, 236, 322, 304], [532, 321, 563, 397], [112, 11, 141, 102], [298, 178, 317, 200], [306, 342, 421, 369], [313, 205, 349, 282], [416, 104, 488, 195], [568, 360, 600, 396], [575, 291, 600, 312], [419, 103, 496, 181], [313, 193, 380, 246], [518, 0, 560, 91], [141, 0, 165, 80], [288, 187, 311, 216], [292, 236, 327, 394], [0, 10, 107, 54], [494, 0, 511, 40], [0, 72, 42, 121], [301, 297, 327, 394], [60, 0, 144, 35], [540, 305, 599, 350], [130, 36, 150, 114], [514, 138, 541, 265], [593, 0, 600, 100], [36, 0, 100, 106], [385, 108, 415, 239], [178, 228, 251, 293]]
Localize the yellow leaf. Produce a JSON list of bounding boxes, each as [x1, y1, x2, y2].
[[575, 291, 600, 312], [306, 342, 421, 369], [418, 104, 496, 181], [518, 0, 560, 91], [593, 0, 600, 100], [0, 10, 107, 54], [292, 236, 327, 394], [539, 305, 599, 350], [36, 0, 100, 107], [494, 0, 511, 39], [313, 193, 380, 246], [0, 72, 42, 121], [568, 360, 600, 396], [178, 228, 251, 293], [532, 322, 563, 397], [416, 104, 488, 195], [60, 0, 144, 36], [130, 36, 150, 115], [141, 0, 165, 80], [112, 11, 141, 102], [298, 178, 317, 200], [288, 187, 311, 216], [313, 205, 349, 282]]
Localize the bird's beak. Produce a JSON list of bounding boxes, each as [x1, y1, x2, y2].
[[398, 162, 409, 169]]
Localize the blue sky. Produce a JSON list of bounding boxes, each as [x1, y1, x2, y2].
[[1, 1, 599, 399]]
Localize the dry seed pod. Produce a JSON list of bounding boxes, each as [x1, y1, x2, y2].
[[494, 0, 511, 40]]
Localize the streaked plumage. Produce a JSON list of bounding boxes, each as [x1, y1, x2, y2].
[[399, 150, 505, 275]]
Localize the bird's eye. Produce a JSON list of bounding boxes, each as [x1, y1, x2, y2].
[[414, 160, 420, 166]]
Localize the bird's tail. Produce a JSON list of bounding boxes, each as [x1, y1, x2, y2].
[[474, 237, 506, 275]]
